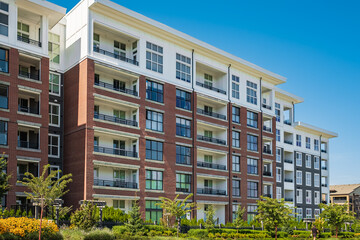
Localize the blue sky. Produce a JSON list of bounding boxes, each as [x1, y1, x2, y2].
[[51, 0, 360, 185]]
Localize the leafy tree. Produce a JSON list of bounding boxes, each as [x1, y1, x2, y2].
[[156, 193, 196, 237], [18, 164, 72, 240], [233, 206, 246, 232], [320, 203, 355, 238], [70, 202, 99, 230], [125, 200, 144, 235], [255, 196, 294, 240], [0, 156, 10, 207], [204, 205, 216, 230], [314, 217, 325, 233]]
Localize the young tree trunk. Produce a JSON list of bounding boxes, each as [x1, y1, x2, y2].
[[177, 218, 180, 237], [39, 205, 43, 240], [275, 225, 278, 240], [336, 226, 338, 238]]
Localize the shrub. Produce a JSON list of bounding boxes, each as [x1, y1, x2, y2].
[[60, 228, 85, 240], [24, 231, 63, 240], [338, 232, 355, 238], [84, 229, 114, 240], [145, 225, 165, 232], [187, 229, 208, 238], [319, 232, 331, 238], [0, 232, 19, 240], [112, 226, 127, 236], [70, 203, 99, 230]]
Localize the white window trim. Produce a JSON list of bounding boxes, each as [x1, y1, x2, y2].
[[314, 191, 320, 205], [276, 167, 282, 183], [296, 153, 302, 167], [314, 156, 320, 170], [306, 190, 312, 204], [276, 187, 282, 200], [306, 208, 312, 218], [49, 165, 60, 180], [296, 170, 302, 185], [305, 154, 311, 168], [306, 172, 311, 186], [314, 173, 320, 187], [48, 133, 60, 158], [49, 102, 60, 127], [297, 189, 303, 204], [49, 72, 61, 96]]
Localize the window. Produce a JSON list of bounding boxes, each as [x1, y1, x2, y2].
[[247, 134, 258, 151], [0, 120, 7, 145], [0, 48, 8, 73], [113, 200, 125, 209], [93, 33, 100, 48], [232, 180, 240, 196], [0, 2, 8, 37], [49, 103, 60, 127], [314, 191, 320, 205], [306, 172, 311, 186], [17, 21, 29, 39], [247, 205, 258, 222], [146, 80, 163, 103], [275, 103, 280, 122], [276, 129, 280, 142], [296, 134, 301, 147], [146, 110, 163, 132], [296, 152, 302, 166], [305, 155, 311, 168], [232, 131, 240, 148], [146, 42, 163, 73], [204, 73, 213, 87], [232, 75, 240, 99], [314, 209, 320, 217], [306, 190, 312, 204], [0, 84, 8, 109], [176, 89, 191, 110], [48, 33, 60, 64], [246, 81, 257, 105], [49, 73, 60, 96], [314, 139, 319, 151], [146, 170, 163, 190], [176, 53, 191, 82], [314, 157, 320, 169], [176, 173, 191, 193], [145, 200, 162, 222], [114, 40, 126, 58], [276, 187, 282, 200], [296, 208, 303, 221], [247, 181, 258, 198], [314, 174, 320, 187], [146, 140, 163, 161], [306, 137, 311, 149], [297, 189, 303, 204], [276, 168, 282, 182], [232, 155, 240, 172], [232, 204, 241, 221], [232, 106, 240, 123], [247, 111, 258, 128], [176, 145, 191, 165], [276, 148, 281, 163], [176, 117, 191, 138], [247, 158, 258, 175], [296, 171, 302, 185], [48, 134, 60, 157]]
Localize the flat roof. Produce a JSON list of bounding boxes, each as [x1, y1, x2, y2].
[[294, 121, 338, 139], [275, 87, 304, 104]]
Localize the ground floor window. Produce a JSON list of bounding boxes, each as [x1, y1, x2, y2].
[[145, 200, 162, 223]]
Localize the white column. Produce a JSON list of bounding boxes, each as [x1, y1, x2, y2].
[[41, 15, 48, 55]]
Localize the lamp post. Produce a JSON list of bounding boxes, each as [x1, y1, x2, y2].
[[53, 199, 64, 226]]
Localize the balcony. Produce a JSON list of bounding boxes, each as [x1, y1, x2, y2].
[[263, 126, 272, 132], [17, 127, 39, 150], [197, 135, 226, 145], [263, 146, 272, 155], [196, 62, 227, 95], [263, 194, 272, 198], [18, 91, 40, 115], [17, 161, 38, 181], [322, 183, 328, 187], [197, 188, 226, 196], [284, 159, 293, 164], [263, 171, 272, 177], [176, 187, 191, 193], [197, 108, 226, 120], [196, 81, 226, 95], [284, 178, 293, 183], [94, 146, 138, 158], [321, 166, 327, 170], [197, 161, 226, 170], [93, 179, 137, 189], [285, 198, 294, 202], [94, 113, 138, 127], [17, 9, 43, 49], [17, 35, 41, 47], [284, 120, 292, 126], [321, 149, 327, 153], [93, 46, 138, 66], [18, 54, 40, 81], [284, 139, 293, 145], [262, 103, 272, 110], [94, 80, 138, 96]]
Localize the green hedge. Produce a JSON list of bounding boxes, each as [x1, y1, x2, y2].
[[338, 232, 355, 238], [187, 229, 208, 238], [84, 230, 115, 240]]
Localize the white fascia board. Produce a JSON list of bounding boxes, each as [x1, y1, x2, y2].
[[294, 121, 338, 138], [275, 87, 304, 104]]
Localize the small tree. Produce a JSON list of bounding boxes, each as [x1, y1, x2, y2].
[[320, 203, 355, 238], [0, 156, 10, 207], [233, 206, 246, 232], [125, 200, 144, 235], [18, 164, 72, 240], [204, 205, 216, 230], [314, 217, 325, 233], [70, 202, 98, 230], [256, 196, 293, 240], [156, 194, 196, 237]]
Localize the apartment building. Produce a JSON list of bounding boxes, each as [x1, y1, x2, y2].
[[0, 0, 66, 210], [0, 0, 337, 224], [330, 184, 360, 218]]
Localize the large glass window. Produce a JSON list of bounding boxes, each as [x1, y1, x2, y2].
[[247, 134, 258, 151], [113, 200, 125, 210], [246, 81, 257, 105], [48, 134, 59, 157], [247, 181, 258, 198], [17, 22, 29, 39], [146, 140, 163, 161], [296, 171, 302, 185], [176, 53, 191, 82], [0, 2, 8, 37], [232, 180, 240, 196], [306, 191, 312, 204], [49, 73, 60, 96], [146, 42, 163, 73], [276, 148, 281, 163], [0, 84, 7, 109], [176, 145, 191, 165], [146, 80, 163, 103], [276, 167, 281, 182], [247, 111, 258, 128], [275, 103, 280, 122], [247, 158, 258, 175], [232, 155, 240, 172], [305, 155, 311, 168], [145, 200, 162, 223], [314, 157, 320, 169], [232, 131, 240, 148], [314, 139, 319, 151], [297, 189, 303, 204], [176, 173, 191, 193], [176, 117, 191, 138], [276, 129, 280, 142], [146, 110, 163, 132], [314, 174, 320, 187], [146, 170, 163, 190], [49, 103, 60, 127], [232, 106, 240, 123], [296, 134, 301, 147], [176, 89, 191, 110], [232, 75, 240, 99], [0, 48, 8, 73], [48, 33, 60, 64], [0, 120, 7, 145], [306, 137, 311, 149], [306, 172, 311, 186], [296, 152, 302, 166]]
